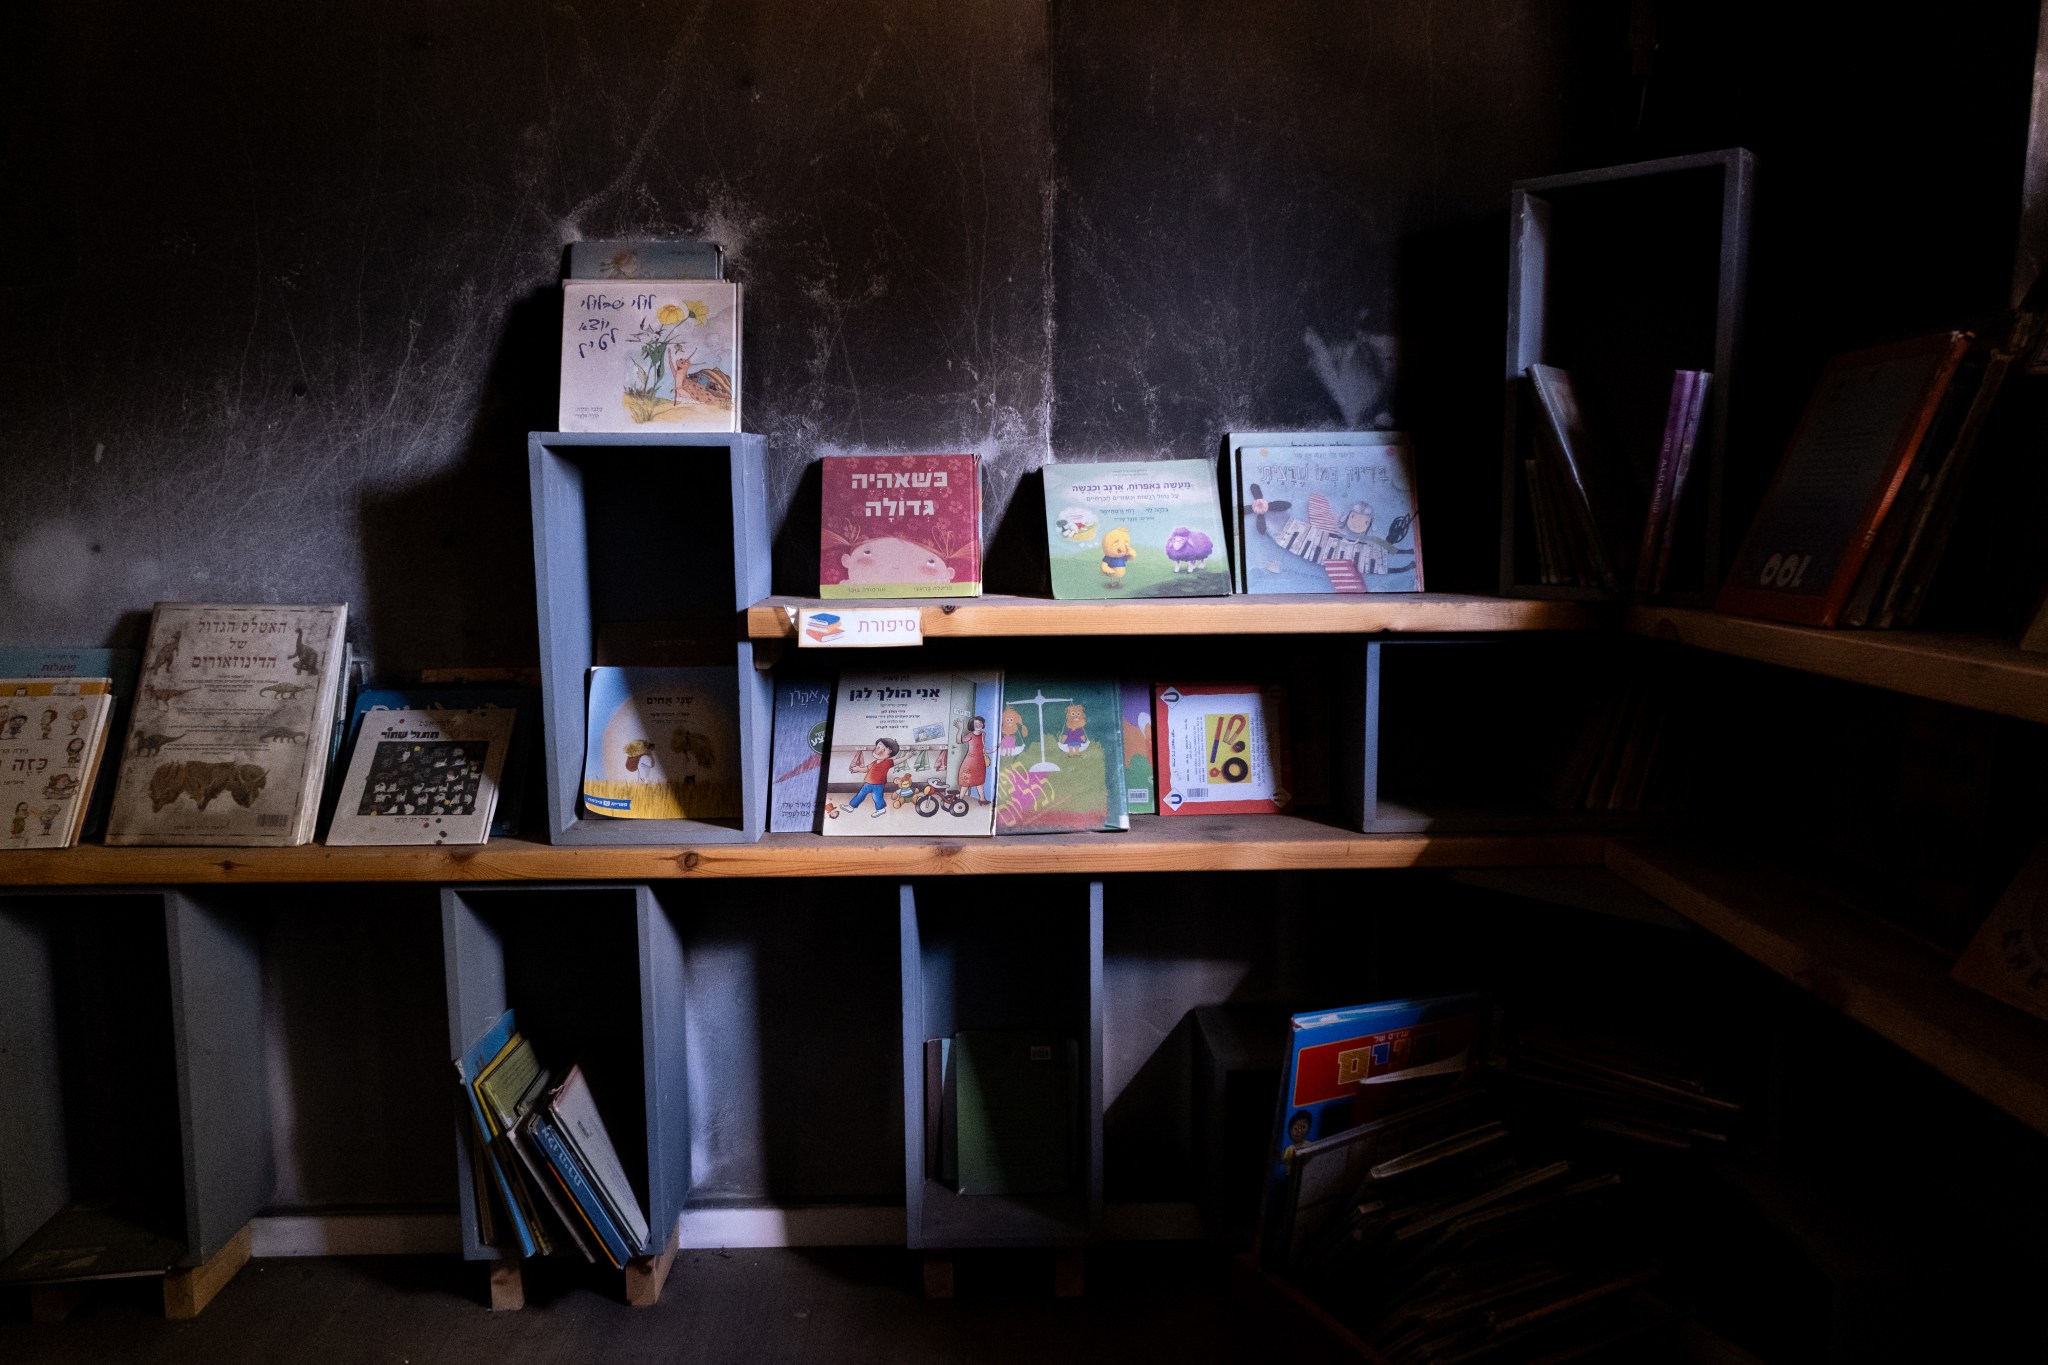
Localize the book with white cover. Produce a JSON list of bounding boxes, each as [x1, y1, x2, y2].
[[0, 678, 114, 849], [559, 281, 741, 432], [325, 704, 517, 845]]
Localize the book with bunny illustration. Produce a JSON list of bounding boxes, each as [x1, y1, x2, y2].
[[1041, 460, 1232, 599], [1230, 436, 1423, 594], [558, 281, 741, 432], [820, 671, 1000, 835], [581, 666, 740, 820], [992, 676, 1128, 835], [819, 454, 983, 598]]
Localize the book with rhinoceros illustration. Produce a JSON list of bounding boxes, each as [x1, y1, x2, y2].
[[104, 603, 348, 846], [1041, 460, 1232, 599]]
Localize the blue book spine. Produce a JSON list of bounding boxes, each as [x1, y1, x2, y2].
[[456, 1011, 537, 1258], [531, 1111, 634, 1267]]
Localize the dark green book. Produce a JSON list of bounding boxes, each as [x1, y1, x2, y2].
[[952, 1030, 1077, 1196]]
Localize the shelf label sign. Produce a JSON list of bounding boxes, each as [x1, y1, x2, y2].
[[795, 607, 924, 648]]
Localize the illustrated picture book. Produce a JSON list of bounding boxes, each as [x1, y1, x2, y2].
[[767, 672, 835, 834], [105, 603, 348, 847], [331, 686, 534, 839], [1041, 459, 1231, 599], [0, 647, 138, 838], [1231, 437, 1422, 594], [820, 671, 1000, 835], [1119, 679, 1156, 816], [581, 666, 741, 820], [325, 703, 518, 845], [819, 453, 983, 598], [1153, 682, 1292, 816], [566, 238, 723, 281], [558, 280, 741, 432], [0, 678, 114, 849], [992, 675, 1128, 834]]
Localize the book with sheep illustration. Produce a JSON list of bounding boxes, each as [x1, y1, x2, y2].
[[1041, 459, 1233, 599]]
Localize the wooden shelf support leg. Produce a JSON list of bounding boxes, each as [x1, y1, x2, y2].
[[922, 1250, 955, 1300], [488, 1260, 526, 1312], [623, 1226, 680, 1308], [162, 1224, 253, 1320], [1053, 1247, 1085, 1299]]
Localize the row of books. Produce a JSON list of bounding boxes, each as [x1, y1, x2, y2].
[[457, 1010, 651, 1265]]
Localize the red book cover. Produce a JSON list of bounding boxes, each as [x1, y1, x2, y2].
[[819, 454, 983, 598], [1152, 682, 1292, 816]]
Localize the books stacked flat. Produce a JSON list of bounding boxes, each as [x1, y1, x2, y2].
[[457, 1010, 651, 1267], [1525, 366, 1709, 596], [557, 238, 739, 433]]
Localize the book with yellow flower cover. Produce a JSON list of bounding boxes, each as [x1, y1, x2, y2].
[[558, 281, 741, 432]]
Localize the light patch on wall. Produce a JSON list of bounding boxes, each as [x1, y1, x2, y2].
[[7, 521, 97, 609], [1304, 323, 1400, 430]]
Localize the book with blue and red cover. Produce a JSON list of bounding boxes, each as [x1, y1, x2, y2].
[[768, 673, 834, 833]]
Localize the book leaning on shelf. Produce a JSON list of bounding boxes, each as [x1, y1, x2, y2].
[[104, 603, 349, 846], [0, 678, 116, 849]]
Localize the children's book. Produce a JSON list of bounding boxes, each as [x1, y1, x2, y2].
[[547, 1064, 651, 1254], [1119, 680, 1156, 816], [1230, 435, 1423, 593], [952, 1031, 1078, 1196], [558, 281, 741, 432], [330, 687, 534, 839], [581, 666, 741, 820], [1041, 460, 1232, 599], [1153, 683, 1292, 816], [0, 679, 114, 849], [324, 703, 517, 846], [566, 238, 724, 281], [993, 676, 1127, 834], [0, 648, 139, 839], [820, 671, 1000, 835], [105, 603, 348, 847], [818, 454, 983, 598], [768, 673, 835, 834], [1256, 994, 1485, 1265], [456, 1010, 543, 1259]]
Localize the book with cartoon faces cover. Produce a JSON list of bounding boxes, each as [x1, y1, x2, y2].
[[819, 454, 983, 598], [992, 676, 1128, 835], [1042, 460, 1232, 599], [1231, 436, 1423, 594], [0, 678, 114, 849], [821, 671, 1000, 835]]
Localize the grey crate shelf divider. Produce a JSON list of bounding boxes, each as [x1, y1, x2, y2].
[[529, 431, 772, 845], [0, 888, 271, 1267], [441, 882, 689, 1262]]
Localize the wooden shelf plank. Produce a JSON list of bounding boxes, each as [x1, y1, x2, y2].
[[1606, 839, 2048, 1138], [1627, 606, 2048, 726], [0, 817, 1605, 885], [748, 593, 1602, 640]]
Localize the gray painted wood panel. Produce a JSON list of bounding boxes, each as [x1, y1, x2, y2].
[[0, 905, 68, 1259], [637, 885, 690, 1244]]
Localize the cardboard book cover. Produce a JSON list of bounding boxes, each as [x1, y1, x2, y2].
[[1234, 440, 1423, 594], [330, 687, 532, 839], [1952, 837, 2048, 1023], [993, 676, 1128, 834], [558, 281, 741, 432], [1153, 682, 1292, 816], [0, 679, 114, 849], [1119, 680, 1156, 816], [105, 603, 347, 847], [566, 238, 723, 281], [768, 673, 835, 834], [1041, 459, 1231, 599], [581, 666, 741, 820], [820, 671, 999, 835], [325, 704, 517, 846], [952, 1031, 1078, 1196], [819, 453, 982, 598]]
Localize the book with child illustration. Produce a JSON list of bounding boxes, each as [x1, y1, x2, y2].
[[819, 454, 983, 598], [820, 670, 1001, 835]]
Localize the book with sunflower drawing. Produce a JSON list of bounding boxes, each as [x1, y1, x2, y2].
[[559, 281, 742, 432]]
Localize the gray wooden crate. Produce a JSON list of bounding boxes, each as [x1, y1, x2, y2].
[[528, 432, 772, 844], [441, 883, 689, 1262], [1500, 148, 1753, 603], [0, 889, 270, 1269], [900, 879, 1104, 1249]]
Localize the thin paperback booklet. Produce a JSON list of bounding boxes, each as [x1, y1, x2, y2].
[[993, 675, 1127, 834], [819, 453, 983, 598], [582, 666, 741, 820], [1119, 680, 1156, 816], [1230, 434, 1422, 594], [559, 280, 740, 432], [331, 687, 533, 839], [1041, 459, 1231, 599], [0, 679, 114, 849], [768, 673, 835, 834], [821, 671, 1000, 835], [325, 704, 517, 845], [105, 603, 348, 847], [1153, 682, 1292, 816]]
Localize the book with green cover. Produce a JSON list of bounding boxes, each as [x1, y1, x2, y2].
[[953, 1030, 1078, 1196], [994, 676, 1127, 834], [1042, 460, 1231, 599]]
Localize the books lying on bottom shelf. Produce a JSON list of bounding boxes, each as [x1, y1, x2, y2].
[[1153, 682, 1292, 815], [324, 700, 519, 846], [767, 673, 834, 834], [993, 676, 1128, 834], [820, 671, 1000, 834], [0, 678, 115, 849], [456, 1009, 650, 1266], [581, 666, 741, 821]]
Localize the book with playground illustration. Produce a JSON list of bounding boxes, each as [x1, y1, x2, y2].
[[820, 670, 1000, 836], [992, 675, 1128, 835]]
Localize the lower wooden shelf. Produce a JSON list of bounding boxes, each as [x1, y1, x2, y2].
[[1606, 839, 2048, 1138], [0, 816, 1607, 884]]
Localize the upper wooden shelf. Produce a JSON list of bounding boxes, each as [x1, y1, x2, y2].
[[0, 816, 1605, 886], [1627, 606, 2048, 726], [747, 593, 1602, 640], [1607, 838, 2048, 1138]]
